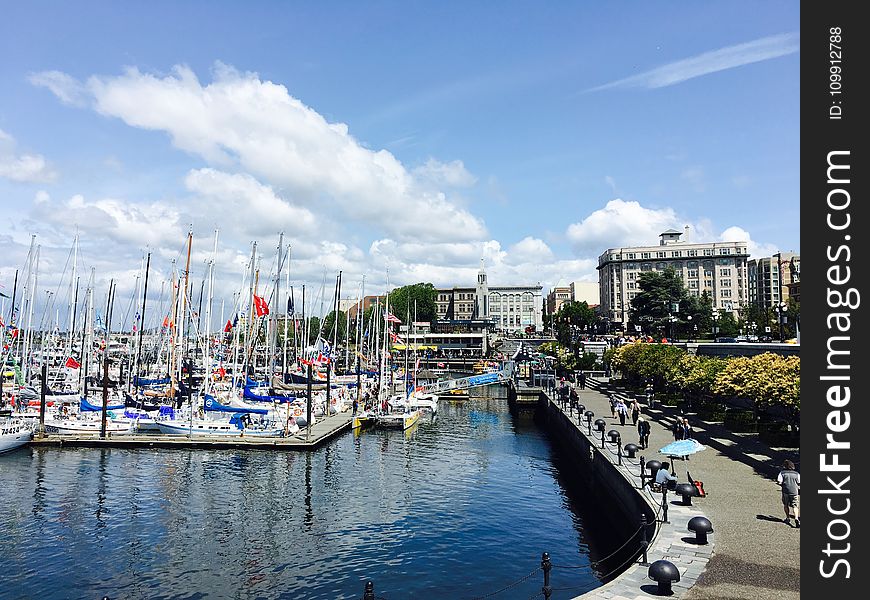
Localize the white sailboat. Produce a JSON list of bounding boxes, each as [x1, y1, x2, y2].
[[1, 416, 32, 454]]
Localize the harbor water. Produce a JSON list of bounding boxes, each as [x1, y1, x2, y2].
[[0, 387, 616, 599]]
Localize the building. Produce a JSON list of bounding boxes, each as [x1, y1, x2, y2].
[[434, 261, 543, 333], [545, 281, 573, 316], [345, 295, 386, 322], [570, 281, 600, 307], [597, 229, 750, 329], [747, 252, 800, 308]]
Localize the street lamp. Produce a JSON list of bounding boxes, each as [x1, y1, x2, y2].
[[776, 302, 787, 342]]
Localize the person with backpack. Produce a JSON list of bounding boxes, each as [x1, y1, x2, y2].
[[637, 416, 651, 449]]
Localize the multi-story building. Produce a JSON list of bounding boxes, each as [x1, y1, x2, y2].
[[597, 229, 750, 329], [747, 253, 800, 308], [434, 262, 543, 333], [345, 295, 386, 322], [545, 281, 573, 316], [570, 281, 600, 307]]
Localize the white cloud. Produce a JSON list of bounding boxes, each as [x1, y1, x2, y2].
[[589, 33, 799, 91], [33, 63, 487, 243], [413, 158, 477, 187], [566, 198, 682, 254], [718, 226, 779, 258], [507, 237, 554, 264], [28, 70, 89, 106], [0, 128, 57, 183]]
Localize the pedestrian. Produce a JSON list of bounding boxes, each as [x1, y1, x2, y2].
[[616, 399, 628, 426], [777, 460, 801, 527], [558, 378, 569, 406], [682, 417, 693, 439], [609, 394, 617, 418], [644, 382, 654, 409], [569, 386, 579, 417], [637, 416, 651, 449], [579, 371, 587, 390], [630, 399, 641, 425], [672, 419, 684, 441]]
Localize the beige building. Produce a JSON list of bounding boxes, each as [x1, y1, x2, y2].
[[570, 281, 600, 307], [435, 262, 543, 332], [545, 281, 573, 316], [597, 229, 749, 328]]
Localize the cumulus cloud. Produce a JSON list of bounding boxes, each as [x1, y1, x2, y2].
[[0, 128, 57, 183], [32, 62, 487, 242], [718, 226, 779, 258], [566, 198, 682, 254], [413, 158, 477, 187], [507, 237, 554, 264]]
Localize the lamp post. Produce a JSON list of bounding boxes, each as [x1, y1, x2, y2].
[[776, 302, 787, 342]]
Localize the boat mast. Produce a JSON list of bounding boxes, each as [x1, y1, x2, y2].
[[203, 230, 218, 397], [270, 232, 282, 377], [134, 252, 151, 395]]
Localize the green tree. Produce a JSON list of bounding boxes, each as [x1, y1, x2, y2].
[[386, 283, 438, 324], [629, 268, 691, 338], [321, 310, 348, 344], [713, 310, 739, 337]]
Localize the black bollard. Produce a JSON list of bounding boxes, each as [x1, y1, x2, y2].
[[541, 552, 552, 599], [363, 580, 374, 600], [640, 513, 649, 565]]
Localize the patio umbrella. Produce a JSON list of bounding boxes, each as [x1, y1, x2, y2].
[[659, 438, 706, 457]]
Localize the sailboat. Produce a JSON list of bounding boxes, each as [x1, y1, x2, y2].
[[0, 412, 32, 454]]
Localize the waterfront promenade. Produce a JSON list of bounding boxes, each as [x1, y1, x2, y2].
[[570, 377, 800, 600]]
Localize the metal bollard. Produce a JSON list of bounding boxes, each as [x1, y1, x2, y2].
[[541, 552, 552, 600], [363, 581, 374, 600], [640, 513, 649, 565]]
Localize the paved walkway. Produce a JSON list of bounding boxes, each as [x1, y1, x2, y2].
[[571, 378, 800, 600]]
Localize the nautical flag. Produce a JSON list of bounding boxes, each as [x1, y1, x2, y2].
[[389, 331, 405, 344], [253, 294, 269, 317], [224, 319, 233, 332], [287, 292, 294, 315], [65, 357, 81, 369], [384, 311, 401, 323]]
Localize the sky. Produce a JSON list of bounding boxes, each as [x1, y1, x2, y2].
[[0, 1, 799, 329]]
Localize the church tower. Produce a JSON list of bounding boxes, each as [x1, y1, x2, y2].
[[474, 259, 489, 319]]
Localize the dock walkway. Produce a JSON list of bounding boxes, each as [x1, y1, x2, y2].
[[565, 377, 799, 600], [28, 412, 354, 451]]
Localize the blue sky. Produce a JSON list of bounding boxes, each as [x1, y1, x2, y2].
[[0, 1, 799, 324]]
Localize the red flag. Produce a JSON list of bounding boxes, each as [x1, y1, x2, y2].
[[162, 316, 174, 329], [224, 319, 233, 332], [253, 294, 269, 317], [65, 357, 81, 369]]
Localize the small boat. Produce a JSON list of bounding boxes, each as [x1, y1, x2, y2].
[[43, 415, 134, 435], [376, 409, 422, 430], [155, 413, 284, 437], [1, 416, 32, 454]]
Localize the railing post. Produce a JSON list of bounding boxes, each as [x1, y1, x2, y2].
[[640, 513, 649, 565], [363, 580, 374, 600], [617, 441, 622, 466], [541, 552, 552, 600]]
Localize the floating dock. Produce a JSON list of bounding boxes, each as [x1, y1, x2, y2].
[[27, 413, 354, 451]]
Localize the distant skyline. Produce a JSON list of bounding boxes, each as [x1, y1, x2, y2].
[[1, 1, 799, 326]]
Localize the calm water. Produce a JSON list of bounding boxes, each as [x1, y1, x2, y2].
[[0, 389, 612, 599]]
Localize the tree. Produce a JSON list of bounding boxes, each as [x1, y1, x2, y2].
[[629, 268, 690, 338], [713, 310, 739, 337], [553, 301, 596, 347], [386, 283, 438, 324], [321, 310, 348, 344]]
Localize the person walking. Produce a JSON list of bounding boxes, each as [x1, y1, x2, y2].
[[569, 386, 579, 417], [672, 419, 684, 441], [630, 399, 641, 425], [558, 378, 569, 406], [609, 394, 617, 418], [616, 399, 629, 426], [645, 382, 655, 409], [579, 371, 587, 390], [637, 416, 651, 449], [777, 460, 801, 527]]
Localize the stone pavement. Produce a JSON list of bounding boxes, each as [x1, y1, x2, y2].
[[568, 377, 800, 600]]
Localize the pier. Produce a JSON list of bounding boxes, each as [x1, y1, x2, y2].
[[28, 412, 354, 451]]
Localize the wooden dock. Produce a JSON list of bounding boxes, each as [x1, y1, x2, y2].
[[28, 413, 354, 451]]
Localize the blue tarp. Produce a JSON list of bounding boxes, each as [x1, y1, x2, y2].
[[80, 396, 125, 412]]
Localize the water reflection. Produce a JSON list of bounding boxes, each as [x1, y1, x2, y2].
[[2, 388, 605, 599]]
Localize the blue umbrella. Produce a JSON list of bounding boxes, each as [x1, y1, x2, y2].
[[659, 438, 706, 457]]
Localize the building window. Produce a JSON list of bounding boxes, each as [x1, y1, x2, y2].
[[721, 279, 732, 287], [627, 272, 636, 280], [641, 264, 652, 271], [657, 251, 666, 258], [627, 282, 636, 290], [656, 263, 666, 270], [627, 253, 635, 259], [720, 248, 731, 255], [689, 281, 699, 289], [687, 250, 698, 257], [688, 269, 698, 278], [672, 251, 682, 257], [721, 268, 731, 276], [718, 258, 731, 266], [722, 290, 732, 298], [703, 248, 714, 256]]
